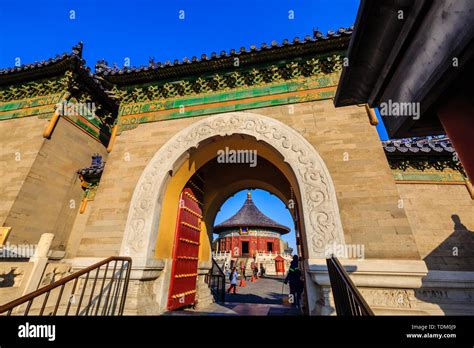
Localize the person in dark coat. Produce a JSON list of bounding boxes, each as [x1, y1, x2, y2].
[[260, 264, 265, 277], [284, 255, 304, 309], [253, 265, 259, 278]]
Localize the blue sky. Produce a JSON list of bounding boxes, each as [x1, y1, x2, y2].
[[0, 0, 358, 70], [214, 189, 297, 253], [0, 0, 388, 252], [0, 0, 389, 139]]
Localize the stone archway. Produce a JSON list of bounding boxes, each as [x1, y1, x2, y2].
[[121, 112, 345, 263]]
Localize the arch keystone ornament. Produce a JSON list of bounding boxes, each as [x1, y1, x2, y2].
[[120, 111, 345, 267]]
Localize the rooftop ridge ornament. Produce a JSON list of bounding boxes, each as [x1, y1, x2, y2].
[[77, 153, 105, 214], [72, 41, 83, 58], [313, 28, 323, 39], [95, 58, 109, 74]]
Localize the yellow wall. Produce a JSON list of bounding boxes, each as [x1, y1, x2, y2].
[[1, 116, 108, 250]]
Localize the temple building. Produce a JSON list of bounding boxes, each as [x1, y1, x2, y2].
[[213, 192, 290, 256]]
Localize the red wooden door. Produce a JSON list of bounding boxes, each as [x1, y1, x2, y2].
[[167, 175, 204, 310], [275, 256, 285, 275]]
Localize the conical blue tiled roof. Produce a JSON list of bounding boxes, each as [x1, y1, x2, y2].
[[214, 192, 290, 235]]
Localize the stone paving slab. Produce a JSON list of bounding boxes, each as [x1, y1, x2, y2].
[[167, 276, 302, 316], [224, 275, 289, 304]]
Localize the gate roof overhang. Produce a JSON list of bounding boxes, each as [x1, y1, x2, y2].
[[334, 0, 474, 138]]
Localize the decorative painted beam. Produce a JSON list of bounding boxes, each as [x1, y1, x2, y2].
[[117, 85, 338, 132]]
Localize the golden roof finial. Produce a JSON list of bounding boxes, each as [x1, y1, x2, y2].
[[247, 191, 251, 200]]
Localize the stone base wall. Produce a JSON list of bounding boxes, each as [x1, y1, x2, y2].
[[116, 260, 213, 315], [307, 258, 474, 316], [195, 264, 214, 310], [0, 262, 34, 306]]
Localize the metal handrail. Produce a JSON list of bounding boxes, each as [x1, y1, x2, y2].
[[326, 256, 374, 316], [205, 258, 225, 302], [0, 256, 132, 316]]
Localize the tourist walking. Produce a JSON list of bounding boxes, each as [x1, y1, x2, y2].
[[284, 255, 304, 309], [227, 267, 238, 294], [260, 264, 265, 277]]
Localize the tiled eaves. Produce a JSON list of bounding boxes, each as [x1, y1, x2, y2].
[[382, 136, 455, 156], [97, 27, 353, 86], [0, 43, 118, 112], [0, 28, 353, 116]]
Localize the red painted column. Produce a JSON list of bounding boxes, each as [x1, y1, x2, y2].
[[437, 94, 474, 181], [232, 236, 236, 256], [235, 236, 241, 256]]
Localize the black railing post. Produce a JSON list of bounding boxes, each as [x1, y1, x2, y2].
[[0, 256, 132, 316], [205, 258, 226, 303], [326, 255, 374, 316]]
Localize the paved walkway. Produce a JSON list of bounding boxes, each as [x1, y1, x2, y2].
[[169, 276, 301, 316], [225, 275, 288, 304]]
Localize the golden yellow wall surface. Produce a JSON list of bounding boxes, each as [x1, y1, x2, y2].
[[396, 183, 474, 271], [72, 116, 203, 258], [1, 116, 107, 250], [0, 116, 46, 227], [257, 100, 420, 259]]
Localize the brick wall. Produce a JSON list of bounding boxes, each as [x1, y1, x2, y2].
[[257, 100, 420, 259], [396, 183, 474, 271], [74, 116, 202, 257], [3, 116, 107, 250], [0, 116, 46, 227]]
